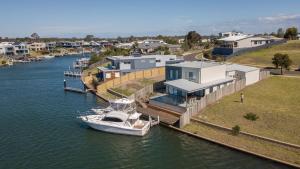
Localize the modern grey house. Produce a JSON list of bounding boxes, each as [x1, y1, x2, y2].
[[164, 61, 235, 98], [106, 54, 182, 73]]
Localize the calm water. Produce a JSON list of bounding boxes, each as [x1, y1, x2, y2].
[[0, 56, 292, 169]]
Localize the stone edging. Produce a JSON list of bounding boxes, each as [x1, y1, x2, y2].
[[167, 125, 300, 169], [191, 118, 300, 149]]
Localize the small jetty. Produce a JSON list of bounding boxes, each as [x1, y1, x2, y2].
[[64, 71, 82, 77], [64, 87, 86, 94], [63, 79, 86, 94]]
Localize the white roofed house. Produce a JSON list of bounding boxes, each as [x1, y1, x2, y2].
[[213, 33, 285, 56], [0, 42, 15, 56], [13, 42, 30, 56], [226, 63, 260, 86], [28, 42, 46, 51]]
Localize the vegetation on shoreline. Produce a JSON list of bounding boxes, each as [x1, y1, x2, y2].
[[184, 123, 300, 165], [89, 47, 130, 65]]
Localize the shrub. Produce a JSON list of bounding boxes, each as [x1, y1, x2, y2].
[[232, 125, 240, 135], [244, 113, 259, 121], [1, 60, 6, 65]]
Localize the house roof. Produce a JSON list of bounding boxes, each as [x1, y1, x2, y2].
[[167, 61, 222, 69], [164, 77, 235, 93], [97, 66, 120, 72], [226, 64, 259, 72], [107, 55, 177, 61], [219, 35, 253, 42]]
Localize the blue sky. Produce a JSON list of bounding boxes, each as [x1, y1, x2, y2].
[[0, 0, 300, 38]]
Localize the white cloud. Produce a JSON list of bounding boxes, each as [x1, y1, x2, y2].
[[258, 14, 300, 22]]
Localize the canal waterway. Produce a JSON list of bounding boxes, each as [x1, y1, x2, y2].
[[0, 56, 292, 169]]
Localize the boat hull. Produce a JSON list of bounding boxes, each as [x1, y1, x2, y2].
[[84, 120, 150, 136]]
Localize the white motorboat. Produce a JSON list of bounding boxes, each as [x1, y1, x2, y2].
[[80, 111, 151, 136]]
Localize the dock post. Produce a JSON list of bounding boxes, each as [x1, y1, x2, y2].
[[64, 79, 67, 88], [83, 82, 87, 92]]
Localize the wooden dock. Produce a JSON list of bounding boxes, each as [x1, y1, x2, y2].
[[137, 105, 180, 125], [64, 87, 86, 94], [64, 71, 82, 77]]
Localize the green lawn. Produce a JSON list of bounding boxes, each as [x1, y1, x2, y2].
[[229, 40, 300, 68], [111, 78, 156, 96], [196, 76, 300, 145]]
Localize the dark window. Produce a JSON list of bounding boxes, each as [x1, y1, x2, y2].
[[102, 117, 123, 122], [156, 59, 161, 62]]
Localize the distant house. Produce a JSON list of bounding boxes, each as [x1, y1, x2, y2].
[[0, 42, 15, 56], [219, 31, 243, 38], [106, 54, 181, 74], [115, 42, 134, 49], [45, 42, 56, 51], [13, 42, 29, 56], [297, 33, 300, 40], [212, 34, 284, 56], [56, 41, 80, 48], [28, 42, 46, 51], [137, 39, 181, 54]]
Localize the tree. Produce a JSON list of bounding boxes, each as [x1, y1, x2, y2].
[[31, 33, 40, 40], [272, 53, 293, 75], [277, 28, 285, 38], [85, 35, 94, 41], [284, 27, 298, 40], [184, 31, 201, 50]]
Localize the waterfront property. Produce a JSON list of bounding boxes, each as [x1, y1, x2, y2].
[[97, 67, 120, 82], [149, 61, 260, 114], [165, 61, 235, 99], [13, 42, 30, 56], [56, 41, 80, 48], [104, 54, 182, 75], [0, 42, 15, 56], [45, 42, 56, 51], [212, 33, 285, 56], [28, 42, 46, 51]]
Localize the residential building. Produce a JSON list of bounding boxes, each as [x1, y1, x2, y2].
[[226, 63, 260, 85], [28, 42, 46, 51], [115, 42, 134, 49], [297, 33, 300, 40], [45, 42, 56, 51], [219, 31, 243, 38], [56, 41, 80, 48], [13, 42, 29, 56], [0, 42, 14, 56], [137, 39, 181, 54], [97, 67, 121, 82], [212, 35, 284, 56], [106, 54, 181, 73], [164, 61, 235, 98]]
